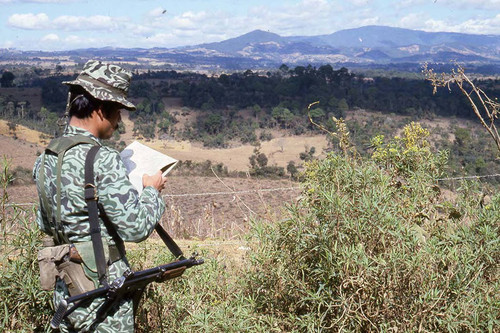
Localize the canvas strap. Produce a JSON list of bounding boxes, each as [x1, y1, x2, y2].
[[155, 224, 184, 259], [84, 145, 109, 287], [38, 135, 96, 245]]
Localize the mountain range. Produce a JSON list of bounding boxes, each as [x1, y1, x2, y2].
[[2, 25, 500, 71]]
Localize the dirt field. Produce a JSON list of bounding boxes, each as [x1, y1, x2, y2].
[[0, 121, 44, 169], [0, 112, 481, 241], [1, 119, 302, 240], [120, 110, 329, 171], [0, 113, 329, 173]]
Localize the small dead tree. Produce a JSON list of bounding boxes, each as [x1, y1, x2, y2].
[[423, 63, 500, 154]]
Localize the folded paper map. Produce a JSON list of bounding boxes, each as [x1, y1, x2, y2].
[[120, 141, 178, 195]]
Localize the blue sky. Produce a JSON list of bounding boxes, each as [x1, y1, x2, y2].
[[1, 0, 499, 51]]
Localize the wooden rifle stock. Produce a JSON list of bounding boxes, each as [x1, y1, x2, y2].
[[50, 256, 204, 329]]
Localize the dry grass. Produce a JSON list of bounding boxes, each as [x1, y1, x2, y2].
[[121, 110, 329, 171], [0, 120, 44, 169]]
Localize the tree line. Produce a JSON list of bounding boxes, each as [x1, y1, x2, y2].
[[2, 65, 497, 138]]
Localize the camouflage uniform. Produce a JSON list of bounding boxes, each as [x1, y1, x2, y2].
[[33, 61, 165, 332]]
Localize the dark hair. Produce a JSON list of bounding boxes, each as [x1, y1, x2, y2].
[[68, 86, 120, 119]]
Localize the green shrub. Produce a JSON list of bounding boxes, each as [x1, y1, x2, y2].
[[246, 124, 499, 331], [0, 158, 52, 332], [129, 243, 276, 332], [0, 202, 52, 331]]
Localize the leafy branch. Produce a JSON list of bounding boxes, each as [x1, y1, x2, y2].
[[307, 101, 354, 157]]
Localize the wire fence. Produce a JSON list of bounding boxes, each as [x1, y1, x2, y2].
[[5, 186, 302, 208], [437, 173, 500, 181], [162, 186, 301, 198], [5, 173, 500, 208], [4, 174, 498, 239]]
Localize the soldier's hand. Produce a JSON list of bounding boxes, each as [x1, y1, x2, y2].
[[142, 170, 167, 192]]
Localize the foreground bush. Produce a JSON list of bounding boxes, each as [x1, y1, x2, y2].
[[247, 123, 499, 331], [129, 242, 281, 332], [0, 158, 53, 332]]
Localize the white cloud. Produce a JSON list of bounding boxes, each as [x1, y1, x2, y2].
[[63, 34, 100, 46], [436, 0, 500, 10], [139, 0, 349, 45], [396, 0, 427, 9], [0, 0, 69, 3], [399, 12, 500, 34], [2, 40, 15, 48], [8, 13, 129, 31], [41, 33, 59, 42], [424, 15, 500, 34], [53, 15, 127, 31], [129, 24, 154, 38], [399, 12, 429, 30], [351, 16, 381, 27], [349, 0, 372, 6], [147, 7, 167, 18], [5, 0, 498, 51], [7, 13, 50, 29], [244, 0, 341, 36], [169, 11, 211, 31]]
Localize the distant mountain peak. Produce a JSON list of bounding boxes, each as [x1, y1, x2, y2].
[[224, 29, 284, 44], [241, 29, 282, 39], [5, 25, 498, 71]]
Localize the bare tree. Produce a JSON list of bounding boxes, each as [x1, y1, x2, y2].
[[423, 63, 500, 154]]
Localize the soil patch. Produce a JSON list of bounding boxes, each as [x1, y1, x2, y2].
[[6, 175, 301, 240]]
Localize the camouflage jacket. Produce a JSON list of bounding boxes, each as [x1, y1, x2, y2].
[[33, 125, 165, 245]]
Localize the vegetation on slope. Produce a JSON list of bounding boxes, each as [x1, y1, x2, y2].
[[1, 122, 498, 332], [247, 122, 499, 331]]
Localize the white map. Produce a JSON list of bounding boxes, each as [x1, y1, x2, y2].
[[120, 141, 178, 195]]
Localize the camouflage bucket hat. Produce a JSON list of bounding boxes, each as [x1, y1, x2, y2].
[[63, 60, 136, 110]]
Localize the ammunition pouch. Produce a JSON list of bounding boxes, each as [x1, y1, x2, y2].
[[38, 240, 123, 296], [38, 244, 70, 291], [57, 258, 95, 297]]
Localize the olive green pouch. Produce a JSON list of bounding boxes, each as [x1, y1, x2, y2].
[[74, 239, 110, 288], [57, 260, 95, 296]]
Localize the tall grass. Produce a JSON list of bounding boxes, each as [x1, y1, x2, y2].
[[0, 157, 53, 332], [127, 241, 281, 332]]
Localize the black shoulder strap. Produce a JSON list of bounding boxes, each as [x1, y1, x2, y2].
[[84, 145, 109, 287], [97, 203, 128, 264], [155, 224, 184, 259]]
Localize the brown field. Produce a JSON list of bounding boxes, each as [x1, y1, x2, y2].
[[0, 110, 479, 241], [120, 110, 330, 171], [0, 120, 45, 169], [1, 118, 302, 241]]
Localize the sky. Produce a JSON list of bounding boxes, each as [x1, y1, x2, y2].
[[1, 0, 499, 51]]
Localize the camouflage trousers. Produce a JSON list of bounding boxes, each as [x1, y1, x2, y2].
[[54, 259, 134, 332]]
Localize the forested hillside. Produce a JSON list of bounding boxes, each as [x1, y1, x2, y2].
[[0, 65, 499, 182]]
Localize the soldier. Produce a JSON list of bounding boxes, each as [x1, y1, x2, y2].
[[33, 60, 166, 332]]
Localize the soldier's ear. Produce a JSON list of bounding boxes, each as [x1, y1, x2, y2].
[[94, 107, 105, 121]]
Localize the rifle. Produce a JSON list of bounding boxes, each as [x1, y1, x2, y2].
[[51, 254, 204, 329], [50, 223, 204, 329]]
